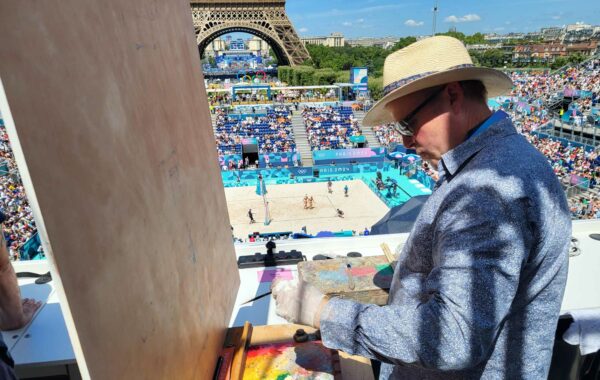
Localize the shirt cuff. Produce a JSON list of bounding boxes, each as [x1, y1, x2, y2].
[[319, 297, 364, 355]]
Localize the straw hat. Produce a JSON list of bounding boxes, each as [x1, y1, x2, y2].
[[362, 36, 513, 126]]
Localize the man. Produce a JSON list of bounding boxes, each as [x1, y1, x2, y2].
[[0, 214, 41, 378], [272, 36, 570, 379], [247, 209, 255, 224]]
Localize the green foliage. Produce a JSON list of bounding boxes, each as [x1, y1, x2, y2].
[[436, 31, 467, 42], [305, 44, 392, 74], [268, 48, 279, 65], [335, 70, 350, 83], [391, 37, 417, 51], [551, 57, 569, 70], [314, 69, 337, 85], [567, 52, 586, 65], [368, 77, 384, 101], [464, 32, 486, 45], [277, 66, 291, 83], [469, 49, 510, 68]]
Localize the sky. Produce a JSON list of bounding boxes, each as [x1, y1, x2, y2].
[[280, 0, 600, 38]]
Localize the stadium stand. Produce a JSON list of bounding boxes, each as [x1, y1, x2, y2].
[[0, 123, 41, 260], [301, 106, 364, 150]]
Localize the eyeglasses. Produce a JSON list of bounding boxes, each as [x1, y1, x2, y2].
[[393, 86, 446, 137]]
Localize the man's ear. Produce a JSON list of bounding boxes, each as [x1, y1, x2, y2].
[[446, 82, 464, 113]]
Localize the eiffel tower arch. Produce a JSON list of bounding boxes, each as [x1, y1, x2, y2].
[[191, 0, 311, 66]]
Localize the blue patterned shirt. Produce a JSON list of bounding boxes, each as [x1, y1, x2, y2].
[[320, 112, 571, 379]]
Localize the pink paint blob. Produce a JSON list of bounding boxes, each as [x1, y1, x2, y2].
[[257, 269, 294, 283], [349, 267, 376, 276]]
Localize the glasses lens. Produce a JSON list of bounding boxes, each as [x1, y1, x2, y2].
[[394, 121, 413, 136]]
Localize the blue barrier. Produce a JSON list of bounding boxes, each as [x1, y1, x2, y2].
[[19, 232, 44, 261], [289, 166, 313, 177]]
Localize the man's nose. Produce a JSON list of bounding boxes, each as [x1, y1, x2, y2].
[[402, 135, 416, 148]]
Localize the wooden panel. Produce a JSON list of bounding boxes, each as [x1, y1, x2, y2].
[[0, 1, 239, 379]]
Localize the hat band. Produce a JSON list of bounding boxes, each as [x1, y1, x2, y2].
[[383, 64, 475, 96]]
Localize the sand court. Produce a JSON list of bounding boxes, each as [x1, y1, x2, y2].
[[225, 179, 390, 239]]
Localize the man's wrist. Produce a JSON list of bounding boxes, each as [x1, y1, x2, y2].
[[313, 295, 331, 329]]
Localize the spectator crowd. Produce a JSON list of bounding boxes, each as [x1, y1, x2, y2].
[[302, 106, 363, 150], [214, 106, 297, 157], [0, 124, 39, 260]]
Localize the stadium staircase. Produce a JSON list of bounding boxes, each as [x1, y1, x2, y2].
[[354, 110, 380, 148], [291, 112, 314, 166], [210, 112, 218, 135]]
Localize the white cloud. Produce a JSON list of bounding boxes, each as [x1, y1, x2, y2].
[[552, 15, 561, 20], [445, 14, 481, 23], [357, 18, 365, 24], [404, 19, 424, 27], [342, 21, 352, 26], [298, 27, 308, 33]]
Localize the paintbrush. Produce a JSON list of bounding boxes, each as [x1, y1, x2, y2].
[[380, 243, 396, 264]]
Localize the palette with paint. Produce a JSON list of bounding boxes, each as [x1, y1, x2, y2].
[[298, 256, 394, 305], [243, 341, 340, 380]]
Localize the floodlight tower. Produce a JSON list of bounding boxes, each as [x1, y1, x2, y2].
[[432, 0, 439, 36]]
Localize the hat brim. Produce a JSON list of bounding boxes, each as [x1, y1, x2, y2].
[[362, 67, 513, 126]]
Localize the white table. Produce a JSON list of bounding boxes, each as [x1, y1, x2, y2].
[[2, 260, 77, 379], [3, 221, 599, 378]]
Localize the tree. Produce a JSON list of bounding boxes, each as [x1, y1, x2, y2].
[[464, 32, 485, 45], [567, 52, 585, 65], [437, 31, 467, 42], [475, 49, 507, 68], [368, 77, 384, 101], [391, 37, 417, 51], [551, 57, 568, 70], [268, 48, 279, 65]]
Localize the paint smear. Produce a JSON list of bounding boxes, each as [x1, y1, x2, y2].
[[318, 270, 347, 283], [243, 341, 335, 380], [349, 267, 376, 277], [375, 264, 394, 276], [257, 269, 294, 283]]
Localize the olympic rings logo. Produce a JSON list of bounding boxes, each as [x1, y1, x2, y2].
[[236, 70, 267, 84]]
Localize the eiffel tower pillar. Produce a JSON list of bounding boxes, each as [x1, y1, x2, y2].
[[191, 0, 310, 66]]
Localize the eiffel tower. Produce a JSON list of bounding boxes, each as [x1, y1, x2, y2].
[[191, 0, 310, 66]]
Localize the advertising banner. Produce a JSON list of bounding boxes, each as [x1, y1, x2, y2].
[[312, 147, 386, 165], [350, 67, 368, 90], [258, 152, 301, 168]]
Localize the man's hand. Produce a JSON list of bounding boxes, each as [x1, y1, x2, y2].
[[271, 278, 328, 327], [1, 298, 42, 331], [19, 298, 42, 327]]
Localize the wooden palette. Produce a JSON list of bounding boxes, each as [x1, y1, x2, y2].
[[298, 256, 394, 305]]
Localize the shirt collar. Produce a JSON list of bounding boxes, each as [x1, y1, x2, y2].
[[438, 110, 515, 177]]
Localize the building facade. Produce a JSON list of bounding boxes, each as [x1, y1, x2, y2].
[[301, 33, 345, 47]]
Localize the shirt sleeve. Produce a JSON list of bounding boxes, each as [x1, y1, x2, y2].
[[319, 188, 533, 371]]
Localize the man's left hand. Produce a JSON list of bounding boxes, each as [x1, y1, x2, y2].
[[271, 278, 328, 327]]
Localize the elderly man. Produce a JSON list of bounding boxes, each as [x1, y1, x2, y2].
[[272, 36, 571, 379]]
